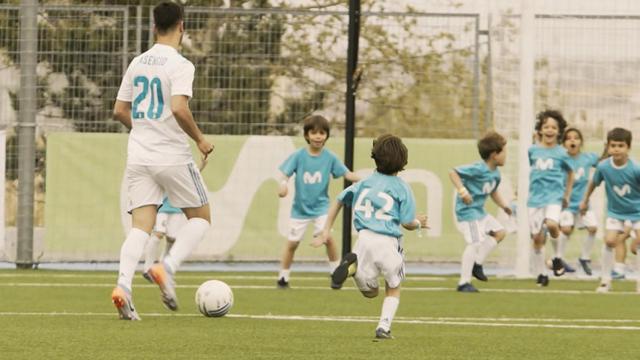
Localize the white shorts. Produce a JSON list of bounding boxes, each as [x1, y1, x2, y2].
[[287, 215, 328, 242], [528, 204, 562, 234], [455, 215, 504, 244], [605, 218, 640, 232], [154, 212, 187, 238], [126, 163, 209, 212], [352, 229, 405, 291], [559, 210, 598, 229]]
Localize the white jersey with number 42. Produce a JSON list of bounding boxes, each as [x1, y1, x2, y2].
[[116, 43, 195, 166]]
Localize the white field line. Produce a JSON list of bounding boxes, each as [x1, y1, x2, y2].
[[0, 273, 445, 282], [0, 281, 638, 295], [0, 311, 639, 331]]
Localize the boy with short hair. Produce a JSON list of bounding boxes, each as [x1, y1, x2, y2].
[[449, 131, 512, 292], [316, 134, 428, 340], [276, 115, 359, 288], [580, 127, 640, 293]]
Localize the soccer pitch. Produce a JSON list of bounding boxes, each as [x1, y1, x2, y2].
[[0, 270, 638, 359]]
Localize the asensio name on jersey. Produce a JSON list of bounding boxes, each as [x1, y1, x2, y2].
[[116, 44, 195, 166]]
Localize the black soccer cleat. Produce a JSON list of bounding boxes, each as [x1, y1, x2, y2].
[[331, 253, 357, 289], [472, 262, 488, 282], [536, 274, 549, 287], [276, 277, 290, 289], [551, 257, 565, 277], [375, 328, 394, 340], [456, 282, 479, 293], [578, 258, 592, 276]]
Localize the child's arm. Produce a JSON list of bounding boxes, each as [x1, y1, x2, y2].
[[449, 170, 472, 205], [563, 170, 574, 209], [344, 171, 361, 183], [277, 171, 289, 198], [579, 180, 596, 214], [490, 191, 512, 216], [310, 200, 344, 248], [401, 214, 428, 231]]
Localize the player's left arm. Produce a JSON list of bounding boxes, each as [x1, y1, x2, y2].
[[344, 171, 360, 183], [113, 100, 132, 130], [563, 169, 574, 209], [490, 191, 512, 216]]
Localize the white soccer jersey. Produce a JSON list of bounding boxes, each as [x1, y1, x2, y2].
[[116, 44, 195, 165]]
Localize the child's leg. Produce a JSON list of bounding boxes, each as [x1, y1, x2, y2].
[[614, 231, 629, 277], [377, 284, 400, 333], [477, 230, 504, 265], [278, 241, 299, 282], [531, 231, 547, 277], [581, 227, 596, 261], [457, 221, 480, 287], [323, 235, 340, 272], [599, 230, 618, 287], [163, 236, 176, 257]]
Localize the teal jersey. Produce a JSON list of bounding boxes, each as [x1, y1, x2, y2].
[[159, 196, 181, 214], [280, 148, 348, 219], [527, 144, 574, 208], [565, 152, 599, 213], [454, 161, 501, 222], [338, 171, 416, 238], [592, 158, 640, 221]]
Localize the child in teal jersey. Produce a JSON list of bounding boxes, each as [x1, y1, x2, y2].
[[316, 134, 428, 339], [580, 128, 640, 293], [276, 115, 360, 288], [450, 131, 512, 292], [558, 128, 599, 276], [528, 110, 574, 286]]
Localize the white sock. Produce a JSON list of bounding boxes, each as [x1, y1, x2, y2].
[[164, 237, 176, 257], [116, 228, 149, 291], [377, 296, 400, 332], [143, 233, 161, 272], [581, 233, 595, 260], [476, 237, 498, 265], [614, 262, 626, 275], [329, 261, 340, 273], [601, 246, 614, 283], [532, 248, 547, 276], [459, 243, 478, 285], [278, 269, 291, 282], [556, 233, 567, 259], [164, 218, 210, 274]]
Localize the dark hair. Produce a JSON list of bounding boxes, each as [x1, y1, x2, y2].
[[600, 127, 632, 160], [478, 131, 507, 160], [303, 115, 331, 144], [371, 134, 408, 175], [535, 110, 567, 143], [562, 127, 583, 145], [153, 2, 184, 35]]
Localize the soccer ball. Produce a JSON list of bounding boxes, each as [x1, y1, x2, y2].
[[195, 280, 234, 317]]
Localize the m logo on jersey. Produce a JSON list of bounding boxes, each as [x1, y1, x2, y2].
[[613, 184, 631, 197], [482, 181, 497, 194], [574, 167, 585, 181], [535, 158, 554, 170], [303, 171, 322, 184]]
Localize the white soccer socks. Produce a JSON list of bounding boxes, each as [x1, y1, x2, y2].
[[117, 228, 149, 291], [601, 245, 614, 283], [377, 296, 400, 332], [143, 233, 161, 272], [581, 233, 595, 260], [459, 243, 478, 285], [164, 218, 210, 274], [476, 238, 498, 265]]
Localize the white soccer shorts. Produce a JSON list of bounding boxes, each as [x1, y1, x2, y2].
[[352, 229, 405, 292], [455, 214, 504, 245], [606, 218, 640, 232], [559, 209, 598, 229], [287, 215, 328, 242], [528, 204, 562, 234], [126, 163, 209, 212], [154, 212, 187, 238]]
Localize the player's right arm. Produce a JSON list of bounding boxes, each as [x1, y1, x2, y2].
[[449, 169, 472, 205], [113, 100, 132, 130], [579, 180, 596, 215], [311, 200, 344, 248], [277, 171, 289, 198]]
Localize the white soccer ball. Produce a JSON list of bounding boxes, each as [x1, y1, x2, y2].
[[195, 280, 234, 317]]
